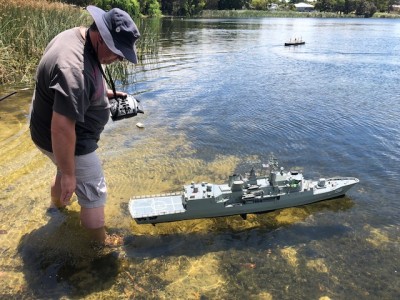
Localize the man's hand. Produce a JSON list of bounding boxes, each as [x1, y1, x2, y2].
[[107, 89, 126, 99], [60, 174, 76, 205]]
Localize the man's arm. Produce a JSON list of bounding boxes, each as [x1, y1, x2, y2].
[[106, 89, 127, 99], [51, 111, 76, 205]]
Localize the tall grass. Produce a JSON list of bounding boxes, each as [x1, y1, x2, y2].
[[0, 0, 157, 86], [0, 0, 92, 84]]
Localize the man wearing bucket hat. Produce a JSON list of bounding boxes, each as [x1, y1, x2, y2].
[[29, 5, 140, 247]]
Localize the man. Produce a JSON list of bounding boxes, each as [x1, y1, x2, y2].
[[29, 5, 140, 246]]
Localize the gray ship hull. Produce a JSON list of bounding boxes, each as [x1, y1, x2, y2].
[[129, 173, 359, 225]]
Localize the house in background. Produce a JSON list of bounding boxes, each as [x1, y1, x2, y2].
[[268, 3, 279, 10], [294, 2, 314, 12]]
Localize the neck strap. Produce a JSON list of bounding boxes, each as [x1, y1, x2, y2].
[[86, 30, 117, 99]]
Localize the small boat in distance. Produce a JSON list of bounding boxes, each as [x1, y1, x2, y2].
[[285, 38, 305, 46]]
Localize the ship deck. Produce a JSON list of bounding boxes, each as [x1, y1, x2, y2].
[[129, 195, 185, 218]]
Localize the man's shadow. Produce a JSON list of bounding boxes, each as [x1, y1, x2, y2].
[[17, 210, 119, 299]]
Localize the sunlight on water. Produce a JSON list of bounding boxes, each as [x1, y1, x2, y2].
[[1, 17, 400, 299], [0, 91, 362, 298]]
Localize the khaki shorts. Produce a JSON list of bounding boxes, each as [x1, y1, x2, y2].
[[38, 147, 107, 209]]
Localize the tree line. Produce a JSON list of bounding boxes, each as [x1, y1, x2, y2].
[[58, 0, 400, 17], [314, 0, 398, 17]]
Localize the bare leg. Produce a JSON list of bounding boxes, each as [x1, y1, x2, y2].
[[80, 206, 106, 244], [87, 227, 106, 244], [52, 174, 107, 244]]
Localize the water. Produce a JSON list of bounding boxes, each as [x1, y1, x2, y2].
[[1, 17, 399, 299]]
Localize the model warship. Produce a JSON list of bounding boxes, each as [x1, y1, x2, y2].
[[129, 155, 359, 225]]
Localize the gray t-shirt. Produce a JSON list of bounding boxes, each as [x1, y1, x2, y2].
[[30, 27, 109, 155]]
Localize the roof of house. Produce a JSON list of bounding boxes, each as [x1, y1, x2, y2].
[[294, 2, 314, 8]]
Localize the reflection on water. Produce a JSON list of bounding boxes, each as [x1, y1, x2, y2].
[[1, 17, 400, 299]]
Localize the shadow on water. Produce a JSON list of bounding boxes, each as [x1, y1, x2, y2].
[[17, 210, 120, 299], [124, 196, 355, 259], [125, 223, 353, 259]]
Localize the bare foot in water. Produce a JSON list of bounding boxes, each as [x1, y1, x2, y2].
[[105, 233, 124, 247], [91, 233, 124, 250]]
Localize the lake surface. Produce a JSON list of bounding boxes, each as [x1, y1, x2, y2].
[[0, 17, 399, 299]]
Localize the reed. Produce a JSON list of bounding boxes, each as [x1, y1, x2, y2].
[[0, 0, 156, 86], [106, 18, 161, 88], [0, 0, 92, 84]]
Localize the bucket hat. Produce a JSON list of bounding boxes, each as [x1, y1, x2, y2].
[[87, 5, 140, 63]]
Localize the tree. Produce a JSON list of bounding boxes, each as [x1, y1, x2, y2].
[[92, 0, 141, 16], [354, 0, 377, 16], [218, 0, 247, 9], [251, 0, 269, 10], [160, 0, 206, 16], [333, 0, 346, 12], [343, 0, 354, 14], [140, 0, 162, 16], [314, 0, 335, 11], [204, 0, 219, 9]]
